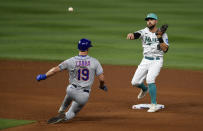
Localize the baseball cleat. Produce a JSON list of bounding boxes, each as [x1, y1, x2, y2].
[[137, 88, 148, 99], [47, 113, 66, 124], [147, 104, 160, 112]]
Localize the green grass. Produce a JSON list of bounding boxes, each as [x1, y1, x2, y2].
[[0, 118, 35, 130], [0, 0, 203, 70]]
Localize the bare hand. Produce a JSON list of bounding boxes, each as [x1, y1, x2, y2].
[[127, 33, 135, 40]]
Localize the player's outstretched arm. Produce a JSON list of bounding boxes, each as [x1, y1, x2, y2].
[[98, 73, 108, 92], [36, 66, 61, 81], [127, 32, 141, 40]]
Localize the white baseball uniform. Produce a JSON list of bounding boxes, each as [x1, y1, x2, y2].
[[131, 27, 169, 85]]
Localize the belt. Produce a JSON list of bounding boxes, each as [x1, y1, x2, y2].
[[83, 89, 89, 93], [145, 56, 160, 60], [72, 84, 77, 88], [72, 84, 89, 93]]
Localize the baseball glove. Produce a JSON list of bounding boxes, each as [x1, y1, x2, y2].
[[157, 43, 169, 53], [156, 24, 168, 36]]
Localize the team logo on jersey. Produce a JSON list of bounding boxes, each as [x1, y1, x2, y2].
[[144, 36, 158, 45]]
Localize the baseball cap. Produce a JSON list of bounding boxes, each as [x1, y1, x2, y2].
[[145, 13, 158, 21]]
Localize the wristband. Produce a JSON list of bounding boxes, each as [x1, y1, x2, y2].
[[158, 37, 164, 43]]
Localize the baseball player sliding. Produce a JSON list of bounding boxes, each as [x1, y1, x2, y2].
[[127, 13, 169, 112], [36, 38, 108, 124]]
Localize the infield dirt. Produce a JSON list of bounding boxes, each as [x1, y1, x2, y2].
[[0, 60, 203, 131]]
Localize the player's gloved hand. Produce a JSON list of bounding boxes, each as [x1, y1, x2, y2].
[[157, 43, 169, 53], [156, 24, 168, 37], [99, 85, 108, 92], [36, 74, 47, 81]]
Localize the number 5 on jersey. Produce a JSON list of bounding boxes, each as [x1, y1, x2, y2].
[[78, 68, 89, 81]]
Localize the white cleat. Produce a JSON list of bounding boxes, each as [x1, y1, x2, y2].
[[147, 104, 161, 113], [137, 88, 148, 99]]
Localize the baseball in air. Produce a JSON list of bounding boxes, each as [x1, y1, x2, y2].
[[68, 7, 73, 12]]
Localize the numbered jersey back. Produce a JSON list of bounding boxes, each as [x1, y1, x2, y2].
[[59, 55, 103, 89]]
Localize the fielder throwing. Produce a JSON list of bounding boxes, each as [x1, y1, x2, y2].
[[36, 38, 108, 124], [127, 13, 169, 112]]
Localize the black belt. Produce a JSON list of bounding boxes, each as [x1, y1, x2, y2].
[[72, 84, 89, 93], [83, 89, 89, 93], [72, 84, 77, 88]]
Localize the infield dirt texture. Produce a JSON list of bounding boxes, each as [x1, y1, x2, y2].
[[0, 60, 203, 131]]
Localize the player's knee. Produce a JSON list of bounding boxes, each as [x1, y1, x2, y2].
[[65, 111, 75, 120], [146, 77, 155, 84], [131, 80, 140, 87]]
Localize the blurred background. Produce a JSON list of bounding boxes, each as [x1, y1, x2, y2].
[[0, 0, 203, 69]]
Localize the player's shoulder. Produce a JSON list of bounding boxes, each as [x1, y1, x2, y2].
[[71, 55, 98, 62], [68, 56, 75, 61], [88, 56, 102, 65], [63, 56, 75, 63], [137, 27, 148, 34], [89, 56, 99, 62], [143, 27, 149, 31]]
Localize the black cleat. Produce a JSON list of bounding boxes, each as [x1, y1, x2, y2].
[[47, 113, 66, 124]]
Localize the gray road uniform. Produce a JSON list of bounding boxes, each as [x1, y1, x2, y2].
[[58, 55, 103, 120]]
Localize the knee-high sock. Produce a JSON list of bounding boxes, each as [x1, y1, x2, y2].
[[148, 83, 157, 104], [137, 83, 148, 92]]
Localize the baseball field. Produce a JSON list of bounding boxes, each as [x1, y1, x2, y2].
[[0, 0, 203, 130]]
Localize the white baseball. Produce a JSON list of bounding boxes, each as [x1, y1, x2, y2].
[[68, 7, 73, 12]]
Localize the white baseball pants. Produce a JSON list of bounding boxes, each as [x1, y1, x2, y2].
[[131, 57, 163, 85]]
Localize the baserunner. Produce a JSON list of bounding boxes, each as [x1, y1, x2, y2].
[[36, 38, 108, 123]]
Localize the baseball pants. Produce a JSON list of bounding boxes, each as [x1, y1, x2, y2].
[[58, 84, 90, 120], [131, 57, 163, 85]]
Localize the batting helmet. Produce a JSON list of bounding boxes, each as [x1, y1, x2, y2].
[[78, 38, 93, 51], [145, 13, 158, 21]]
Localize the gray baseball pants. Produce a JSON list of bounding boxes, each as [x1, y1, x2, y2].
[[58, 84, 90, 120]]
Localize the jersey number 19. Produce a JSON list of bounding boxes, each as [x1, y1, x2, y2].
[[78, 68, 89, 81]]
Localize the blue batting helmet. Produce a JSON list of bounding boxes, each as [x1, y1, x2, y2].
[[78, 38, 93, 51]]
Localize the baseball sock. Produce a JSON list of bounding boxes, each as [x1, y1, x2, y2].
[[148, 83, 157, 104], [138, 83, 148, 92]]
